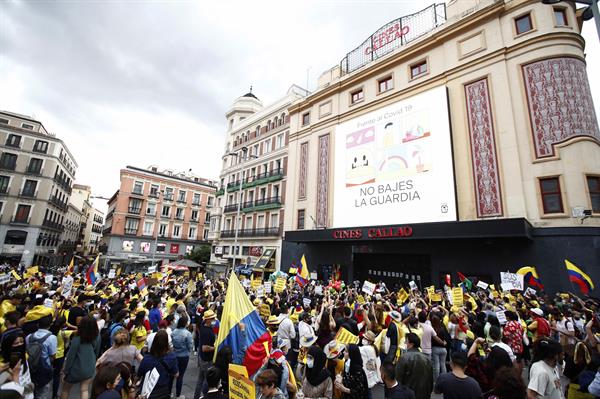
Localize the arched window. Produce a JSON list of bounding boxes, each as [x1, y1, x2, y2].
[[273, 117, 278, 127], [280, 113, 286, 125], [256, 125, 261, 136]]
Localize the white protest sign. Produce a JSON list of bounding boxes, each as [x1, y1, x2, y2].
[[496, 310, 507, 325], [256, 286, 264, 298], [0, 274, 10, 285], [62, 276, 74, 298], [264, 281, 272, 294], [204, 279, 212, 287], [409, 280, 418, 291], [476, 281, 489, 290], [108, 269, 116, 278], [314, 285, 323, 295], [525, 287, 537, 296], [303, 298, 311, 307], [500, 272, 523, 291], [310, 272, 318, 280], [45, 275, 53, 285], [43, 298, 53, 308], [141, 367, 160, 398], [242, 279, 250, 288], [148, 266, 157, 273], [500, 283, 513, 291], [362, 281, 376, 296]]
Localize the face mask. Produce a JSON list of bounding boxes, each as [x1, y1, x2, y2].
[[344, 359, 350, 373], [124, 318, 130, 324], [362, 339, 369, 346], [306, 358, 314, 369], [11, 344, 25, 355]]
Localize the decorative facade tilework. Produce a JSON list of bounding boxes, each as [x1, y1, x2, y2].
[[465, 78, 503, 217], [523, 57, 600, 158], [298, 142, 308, 199], [316, 134, 330, 227]]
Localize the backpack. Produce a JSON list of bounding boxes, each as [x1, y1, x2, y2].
[[27, 332, 53, 385], [100, 323, 122, 353]]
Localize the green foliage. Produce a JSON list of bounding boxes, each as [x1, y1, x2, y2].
[[186, 245, 211, 264]]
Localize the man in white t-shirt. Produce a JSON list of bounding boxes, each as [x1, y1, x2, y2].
[[528, 339, 565, 399], [418, 311, 445, 357], [553, 313, 576, 347], [489, 325, 515, 363]]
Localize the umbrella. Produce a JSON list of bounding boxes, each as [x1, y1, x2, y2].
[[164, 258, 202, 271]]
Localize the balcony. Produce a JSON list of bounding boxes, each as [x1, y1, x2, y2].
[[26, 167, 43, 176], [53, 175, 72, 193], [0, 163, 16, 171], [49, 195, 68, 211], [124, 228, 138, 235], [128, 206, 141, 215], [220, 227, 280, 238], [131, 189, 144, 197], [42, 219, 64, 231], [224, 203, 239, 213], [243, 168, 284, 188], [215, 188, 224, 196], [242, 196, 282, 212], [227, 180, 241, 191], [19, 190, 37, 199]]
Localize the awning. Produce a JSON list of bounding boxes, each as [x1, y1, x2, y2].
[[165, 264, 188, 271]]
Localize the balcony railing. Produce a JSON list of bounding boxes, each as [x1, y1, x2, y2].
[[42, 219, 64, 231], [26, 167, 43, 176], [124, 228, 138, 235], [128, 206, 141, 215], [53, 175, 72, 193], [220, 227, 281, 238], [227, 180, 241, 190], [131, 189, 144, 196], [224, 204, 239, 213], [49, 195, 68, 211], [243, 196, 281, 210]]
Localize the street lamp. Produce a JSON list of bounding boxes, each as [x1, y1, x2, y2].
[[151, 190, 163, 267], [542, 0, 600, 42]]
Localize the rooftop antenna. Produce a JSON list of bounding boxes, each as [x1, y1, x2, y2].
[[249, 85, 253, 93]]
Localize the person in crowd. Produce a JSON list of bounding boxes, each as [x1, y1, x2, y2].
[[25, 309, 56, 399], [359, 330, 381, 392], [148, 299, 162, 333], [278, 312, 297, 367], [254, 349, 292, 399], [204, 367, 227, 399], [503, 310, 524, 374], [194, 309, 217, 399], [528, 308, 551, 342], [302, 345, 332, 399], [171, 316, 193, 399], [96, 329, 142, 368], [488, 366, 527, 399], [334, 344, 368, 399], [395, 333, 433, 399], [90, 366, 121, 399], [129, 311, 148, 351], [256, 369, 287, 399], [137, 330, 178, 399], [380, 360, 415, 399], [527, 339, 565, 399], [430, 313, 450, 382], [384, 311, 403, 363], [1, 331, 34, 399], [50, 316, 72, 399], [60, 315, 101, 399], [434, 351, 483, 399], [315, 303, 336, 349]]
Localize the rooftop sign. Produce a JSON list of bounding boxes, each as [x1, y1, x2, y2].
[[340, 3, 446, 75]]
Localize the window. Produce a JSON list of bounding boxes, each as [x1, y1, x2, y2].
[[270, 213, 279, 228], [5, 134, 21, 147], [302, 112, 310, 126], [33, 140, 48, 153], [276, 134, 284, 149], [175, 208, 184, 219], [4, 230, 27, 245], [257, 215, 265, 228], [128, 199, 142, 214], [410, 61, 428, 79], [164, 187, 174, 200], [297, 210, 305, 230], [554, 8, 567, 26], [14, 204, 31, 223], [205, 212, 211, 223], [21, 123, 33, 130], [0, 176, 9, 194], [0, 153, 17, 170], [173, 225, 181, 238], [161, 205, 171, 217], [587, 176, 600, 213], [515, 13, 533, 35], [273, 184, 280, 199], [133, 181, 143, 195], [188, 226, 197, 239], [378, 76, 393, 93], [192, 193, 201, 205], [203, 229, 208, 240], [146, 202, 156, 216], [539, 177, 564, 214], [178, 190, 186, 202], [350, 89, 364, 104], [22, 180, 37, 197], [143, 221, 154, 236], [125, 218, 139, 234], [0, 118, 7, 125], [191, 209, 198, 221], [149, 184, 159, 197], [158, 223, 168, 237], [27, 158, 43, 174], [264, 140, 271, 154]]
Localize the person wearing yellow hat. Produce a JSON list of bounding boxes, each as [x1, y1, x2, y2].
[[194, 309, 217, 399]]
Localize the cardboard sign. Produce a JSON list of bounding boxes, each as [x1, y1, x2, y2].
[[451, 287, 464, 307], [264, 281, 272, 294], [356, 295, 366, 305], [229, 366, 255, 399], [274, 278, 286, 293], [141, 367, 160, 398], [496, 310, 507, 325], [0, 274, 10, 285], [409, 280, 418, 291], [335, 327, 359, 345], [314, 285, 323, 295], [525, 287, 537, 296], [397, 288, 409, 304], [362, 281, 376, 296], [148, 265, 157, 273], [256, 286, 264, 298], [426, 286, 435, 297], [11, 270, 21, 281], [310, 272, 318, 280], [108, 269, 116, 278], [500, 272, 524, 291], [302, 297, 311, 307], [62, 276, 74, 298], [430, 293, 442, 302], [476, 281, 489, 290]]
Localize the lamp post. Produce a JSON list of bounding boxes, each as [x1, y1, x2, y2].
[[151, 190, 163, 267], [542, 0, 600, 42]]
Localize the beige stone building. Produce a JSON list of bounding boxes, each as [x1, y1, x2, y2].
[[208, 86, 308, 272], [281, 0, 600, 292], [0, 111, 78, 267]]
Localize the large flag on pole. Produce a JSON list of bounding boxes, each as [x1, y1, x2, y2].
[[295, 255, 310, 287], [516, 266, 544, 290], [85, 255, 100, 285], [214, 272, 271, 377], [565, 259, 594, 295], [67, 257, 75, 275]]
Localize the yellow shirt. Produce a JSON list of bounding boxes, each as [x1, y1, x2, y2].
[[166, 298, 176, 312], [56, 330, 74, 359], [130, 326, 148, 350]]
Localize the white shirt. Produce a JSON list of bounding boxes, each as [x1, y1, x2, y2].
[[145, 329, 173, 351], [492, 341, 516, 363], [419, 321, 437, 355], [528, 360, 564, 399], [277, 316, 296, 349], [359, 345, 381, 388], [556, 319, 575, 346], [298, 321, 314, 342]]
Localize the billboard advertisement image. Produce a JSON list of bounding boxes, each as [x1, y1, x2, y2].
[[333, 85, 456, 228]]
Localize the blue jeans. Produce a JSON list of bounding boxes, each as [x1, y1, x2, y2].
[[431, 346, 447, 382], [176, 356, 189, 396], [193, 358, 212, 399]]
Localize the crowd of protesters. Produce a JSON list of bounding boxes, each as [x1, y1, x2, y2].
[[0, 264, 599, 399]]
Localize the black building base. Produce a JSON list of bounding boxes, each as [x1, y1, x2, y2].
[[282, 218, 600, 295]]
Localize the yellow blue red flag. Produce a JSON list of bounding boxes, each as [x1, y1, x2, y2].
[[565, 259, 594, 295], [295, 255, 310, 287], [214, 272, 271, 377], [516, 266, 544, 290]]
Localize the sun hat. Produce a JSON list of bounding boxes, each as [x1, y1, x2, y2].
[[300, 335, 317, 348], [531, 308, 544, 317], [203, 310, 217, 320], [389, 311, 402, 322], [363, 331, 377, 342], [324, 340, 345, 359], [25, 305, 53, 321], [266, 315, 281, 325]]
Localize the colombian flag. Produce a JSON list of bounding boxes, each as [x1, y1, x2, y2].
[[295, 255, 310, 287], [85, 256, 100, 285], [516, 266, 544, 290], [565, 260, 594, 295], [67, 257, 75, 275], [214, 272, 271, 377]]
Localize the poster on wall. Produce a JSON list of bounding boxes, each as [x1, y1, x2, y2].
[[170, 244, 180, 254], [186, 245, 194, 255], [333, 85, 456, 228], [156, 243, 166, 253], [122, 240, 134, 252], [140, 242, 151, 253]]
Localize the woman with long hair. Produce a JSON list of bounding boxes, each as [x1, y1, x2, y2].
[[334, 344, 368, 399], [137, 330, 178, 399], [61, 315, 101, 399], [302, 346, 332, 399], [1, 331, 34, 399], [171, 316, 193, 398], [91, 366, 121, 399], [50, 315, 71, 399], [431, 314, 450, 382], [130, 311, 148, 351]]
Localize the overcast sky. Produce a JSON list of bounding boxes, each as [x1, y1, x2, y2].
[[1, 0, 599, 212]]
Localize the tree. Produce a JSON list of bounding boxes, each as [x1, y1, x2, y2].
[[186, 245, 211, 265]]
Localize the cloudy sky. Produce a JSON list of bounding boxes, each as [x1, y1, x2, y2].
[[1, 0, 599, 211]]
